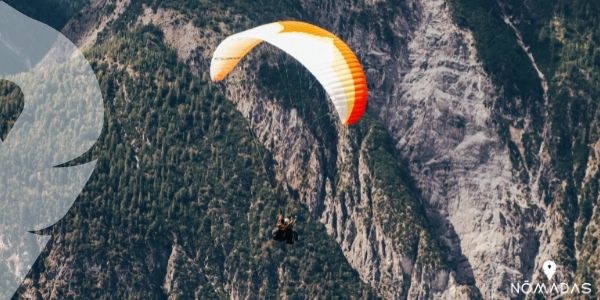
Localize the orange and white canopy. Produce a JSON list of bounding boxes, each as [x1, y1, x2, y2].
[[210, 21, 367, 125]]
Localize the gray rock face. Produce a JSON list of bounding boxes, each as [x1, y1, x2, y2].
[[300, 0, 544, 298], [363, 0, 538, 298], [163, 243, 204, 299]]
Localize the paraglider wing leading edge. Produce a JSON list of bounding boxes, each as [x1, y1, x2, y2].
[[210, 21, 368, 125]]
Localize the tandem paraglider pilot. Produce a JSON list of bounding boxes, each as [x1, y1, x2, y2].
[[272, 210, 298, 244]]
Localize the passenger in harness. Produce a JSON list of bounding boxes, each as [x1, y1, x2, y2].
[[272, 210, 298, 244]]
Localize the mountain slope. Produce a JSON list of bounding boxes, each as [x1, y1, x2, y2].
[[10, 0, 480, 299], [13, 23, 378, 299], [4, 0, 598, 299]]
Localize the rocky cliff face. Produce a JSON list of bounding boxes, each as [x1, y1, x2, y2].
[[368, 0, 539, 297], [129, 0, 524, 297], [330, 0, 545, 297], [9, 0, 599, 299], [450, 0, 600, 297], [123, 3, 481, 299], [204, 0, 533, 297]]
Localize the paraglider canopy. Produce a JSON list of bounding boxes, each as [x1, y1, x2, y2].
[[210, 21, 368, 125]]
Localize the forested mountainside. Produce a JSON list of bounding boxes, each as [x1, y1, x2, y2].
[[1, 0, 598, 299]]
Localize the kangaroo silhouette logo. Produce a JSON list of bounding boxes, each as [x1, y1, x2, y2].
[[0, 3, 104, 298]]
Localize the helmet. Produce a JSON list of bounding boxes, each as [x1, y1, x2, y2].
[[284, 218, 290, 224]]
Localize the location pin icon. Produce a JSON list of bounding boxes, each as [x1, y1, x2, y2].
[[542, 260, 557, 280]]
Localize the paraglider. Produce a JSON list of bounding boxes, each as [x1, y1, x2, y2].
[[210, 21, 368, 125], [272, 210, 298, 244]]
